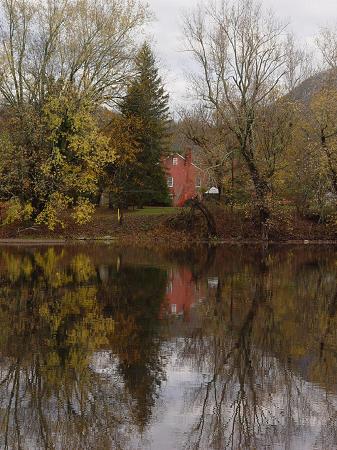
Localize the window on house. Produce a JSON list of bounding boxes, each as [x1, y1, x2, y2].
[[208, 277, 219, 289], [196, 177, 201, 188], [166, 281, 173, 294], [171, 304, 177, 314], [172, 157, 178, 165], [167, 176, 173, 187]]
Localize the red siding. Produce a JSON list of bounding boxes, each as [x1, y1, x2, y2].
[[162, 152, 204, 206]]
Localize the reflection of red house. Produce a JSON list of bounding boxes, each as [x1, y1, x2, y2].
[[164, 267, 206, 321], [162, 150, 206, 207]]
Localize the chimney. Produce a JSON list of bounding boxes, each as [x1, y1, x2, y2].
[[185, 148, 192, 166]]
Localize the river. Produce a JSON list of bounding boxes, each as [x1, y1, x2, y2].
[[0, 244, 336, 449]]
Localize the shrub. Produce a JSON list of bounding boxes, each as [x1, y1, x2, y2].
[[2, 199, 33, 225]]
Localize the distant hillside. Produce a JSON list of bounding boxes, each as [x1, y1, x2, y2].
[[290, 70, 337, 104]]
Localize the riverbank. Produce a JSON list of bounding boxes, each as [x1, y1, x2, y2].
[[0, 205, 336, 245]]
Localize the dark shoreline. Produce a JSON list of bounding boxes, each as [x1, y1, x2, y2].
[[0, 237, 336, 246]]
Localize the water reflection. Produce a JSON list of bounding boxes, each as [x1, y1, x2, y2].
[[0, 245, 336, 449]]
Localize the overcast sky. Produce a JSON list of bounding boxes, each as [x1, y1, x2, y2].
[[143, 0, 337, 111]]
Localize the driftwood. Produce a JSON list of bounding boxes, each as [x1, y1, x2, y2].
[[17, 225, 38, 234]]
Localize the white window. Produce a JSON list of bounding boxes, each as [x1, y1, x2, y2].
[[196, 177, 201, 188], [172, 157, 178, 165], [166, 281, 173, 294], [171, 304, 177, 314], [167, 176, 173, 187], [208, 277, 219, 288]]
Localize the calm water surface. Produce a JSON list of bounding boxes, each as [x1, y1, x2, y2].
[[0, 244, 336, 450]]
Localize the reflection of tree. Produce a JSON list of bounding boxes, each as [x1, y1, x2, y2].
[[179, 247, 337, 450], [100, 265, 168, 432], [0, 248, 168, 449], [180, 254, 272, 449], [164, 246, 216, 282]]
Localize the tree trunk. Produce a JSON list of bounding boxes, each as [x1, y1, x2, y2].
[[217, 184, 222, 201], [189, 197, 217, 236], [321, 131, 337, 196], [244, 154, 271, 240]]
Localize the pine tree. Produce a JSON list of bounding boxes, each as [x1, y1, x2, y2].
[[120, 42, 171, 206]]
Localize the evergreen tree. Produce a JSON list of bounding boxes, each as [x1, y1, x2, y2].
[[120, 42, 171, 206]]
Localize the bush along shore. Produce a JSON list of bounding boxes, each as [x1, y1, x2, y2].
[[0, 205, 336, 245]]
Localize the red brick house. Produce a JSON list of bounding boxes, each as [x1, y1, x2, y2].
[[162, 150, 206, 206]]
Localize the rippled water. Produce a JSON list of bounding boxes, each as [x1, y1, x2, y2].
[[0, 244, 336, 450]]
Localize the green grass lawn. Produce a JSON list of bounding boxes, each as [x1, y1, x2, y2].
[[125, 206, 180, 216], [95, 206, 180, 218]]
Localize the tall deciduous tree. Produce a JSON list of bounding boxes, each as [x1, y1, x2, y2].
[[306, 87, 337, 196], [121, 42, 171, 206], [0, 0, 149, 109], [313, 29, 337, 197], [0, 0, 149, 228], [183, 0, 299, 238]]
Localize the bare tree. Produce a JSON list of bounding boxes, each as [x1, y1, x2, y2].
[[310, 26, 337, 199], [183, 0, 296, 238], [0, 0, 150, 109], [317, 26, 337, 71], [178, 105, 235, 201], [284, 32, 313, 93], [305, 87, 337, 197]]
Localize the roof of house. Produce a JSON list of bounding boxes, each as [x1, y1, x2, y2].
[[165, 153, 186, 161], [205, 187, 219, 194], [164, 152, 202, 170]]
